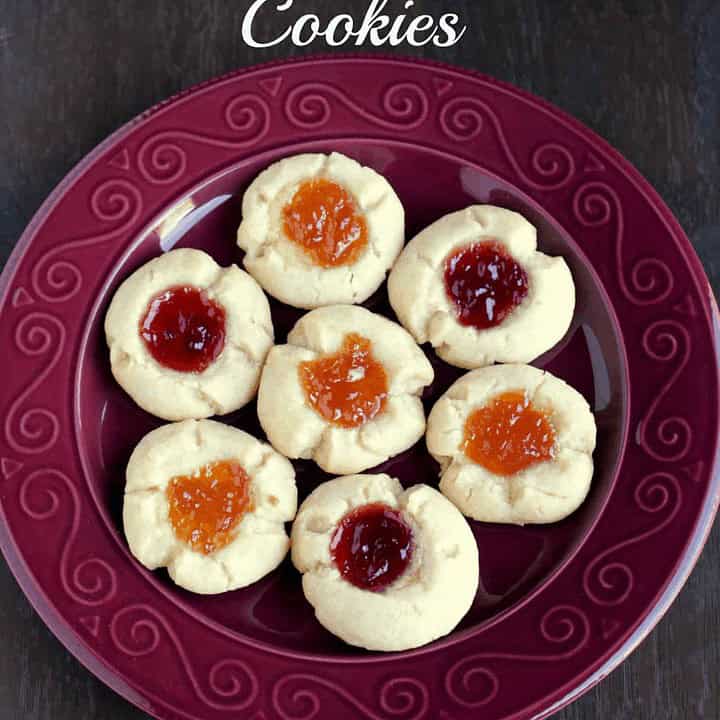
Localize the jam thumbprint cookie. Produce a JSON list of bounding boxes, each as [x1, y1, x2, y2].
[[123, 420, 297, 594], [237, 152, 404, 309], [291, 473, 479, 651], [427, 364, 596, 525], [105, 248, 273, 421], [388, 205, 575, 368], [257, 305, 434, 474]]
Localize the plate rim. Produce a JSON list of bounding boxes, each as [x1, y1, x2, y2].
[[1, 53, 718, 720]]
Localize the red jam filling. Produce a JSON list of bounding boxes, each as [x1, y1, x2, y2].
[[283, 178, 368, 267], [444, 241, 529, 329], [166, 460, 253, 555], [140, 285, 226, 373], [463, 391, 556, 476], [299, 333, 388, 428], [330, 503, 414, 592]]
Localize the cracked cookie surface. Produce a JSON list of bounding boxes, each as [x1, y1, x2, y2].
[[123, 419, 297, 594], [105, 248, 273, 420], [257, 305, 434, 475], [291, 473, 479, 651], [427, 364, 596, 525], [237, 152, 404, 309], [388, 205, 575, 368]]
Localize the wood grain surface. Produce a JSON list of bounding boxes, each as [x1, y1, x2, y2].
[[0, 1, 718, 718]]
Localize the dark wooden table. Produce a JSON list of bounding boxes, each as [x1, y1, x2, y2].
[[1, 2, 718, 718]]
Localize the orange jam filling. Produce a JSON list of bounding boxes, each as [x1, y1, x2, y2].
[[282, 178, 368, 267], [166, 460, 253, 555], [299, 333, 388, 428], [463, 391, 556, 476]]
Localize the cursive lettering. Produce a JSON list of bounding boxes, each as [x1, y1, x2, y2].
[[241, 0, 468, 49]]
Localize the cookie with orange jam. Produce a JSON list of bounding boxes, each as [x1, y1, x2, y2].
[[388, 205, 575, 368], [291, 474, 478, 651], [427, 364, 596, 524], [237, 152, 404, 309], [123, 420, 297, 594], [105, 248, 273, 421], [257, 305, 433, 474]]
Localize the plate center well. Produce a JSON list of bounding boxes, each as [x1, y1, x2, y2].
[[75, 140, 628, 658]]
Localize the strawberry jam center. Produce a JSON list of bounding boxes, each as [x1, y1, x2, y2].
[[140, 285, 226, 373], [463, 391, 556, 476], [166, 460, 253, 555], [444, 241, 529, 329], [299, 333, 388, 428], [330, 503, 414, 592], [283, 178, 368, 267]]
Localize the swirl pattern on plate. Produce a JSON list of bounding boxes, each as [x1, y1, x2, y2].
[[0, 58, 714, 720]]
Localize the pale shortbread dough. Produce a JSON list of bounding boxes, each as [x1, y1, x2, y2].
[[123, 419, 297, 594], [291, 473, 479, 651], [105, 248, 273, 421], [257, 305, 434, 475], [237, 152, 404, 309], [427, 364, 596, 525], [388, 205, 575, 368]]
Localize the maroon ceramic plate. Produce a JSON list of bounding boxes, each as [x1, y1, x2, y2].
[[1, 56, 718, 720]]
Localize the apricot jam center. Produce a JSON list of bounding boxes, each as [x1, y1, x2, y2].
[[140, 285, 226, 373], [444, 241, 529, 329], [299, 333, 388, 428], [330, 503, 414, 592], [166, 460, 252, 555], [283, 178, 368, 267], [463, 391, 556, 476]]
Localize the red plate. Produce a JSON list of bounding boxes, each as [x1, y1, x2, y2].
[[0, 56, 718, 720]]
